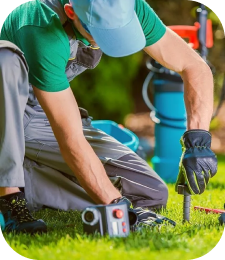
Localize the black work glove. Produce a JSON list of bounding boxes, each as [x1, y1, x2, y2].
[[112, 197, 176, 229], [175, 130, 218, 195]]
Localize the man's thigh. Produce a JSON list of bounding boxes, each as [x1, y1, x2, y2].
[[24, 152, 168, 211], [104, 153, 168, 209], [24, 105, 133, 174], [24, 105, 168, 210]]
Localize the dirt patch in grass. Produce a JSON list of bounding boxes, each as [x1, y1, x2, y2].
[[211, 104, 225, 154], [125, 104, 225, 154]]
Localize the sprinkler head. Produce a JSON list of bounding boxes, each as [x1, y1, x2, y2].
[[177, 185, 191, 223], [177, 185, 191, 196]]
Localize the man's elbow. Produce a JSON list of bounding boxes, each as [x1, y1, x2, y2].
[[180, 57, 213, 82]]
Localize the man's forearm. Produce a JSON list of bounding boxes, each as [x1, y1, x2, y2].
[[60, 135, 121, 205], [144, 28, 214, 131], [181, 61, 214, 131], [32, 86, 121, 205]]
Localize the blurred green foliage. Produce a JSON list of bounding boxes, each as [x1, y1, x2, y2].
[[210, 117, 221, 131], [71, 0, 225, 123], [71, 53, 143, 122]]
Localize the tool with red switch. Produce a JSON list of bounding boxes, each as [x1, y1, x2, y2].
[[81, 203, 137, 237]]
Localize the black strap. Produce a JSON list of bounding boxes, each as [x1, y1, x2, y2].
[[79, 107, 89, 119]]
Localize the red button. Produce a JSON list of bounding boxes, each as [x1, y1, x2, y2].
[[123, 228, 127, 233], [113, 209, 124, 219], [122, 222, 126, 226]]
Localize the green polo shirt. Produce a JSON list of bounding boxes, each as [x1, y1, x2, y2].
[[0, 0, 166, 92]]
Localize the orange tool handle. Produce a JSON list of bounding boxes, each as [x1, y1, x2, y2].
[[168, 19, 213, 49]]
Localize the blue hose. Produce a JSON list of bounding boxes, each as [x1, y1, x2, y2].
[[142, 69, 187, 129], [0, 212, 5, 231]]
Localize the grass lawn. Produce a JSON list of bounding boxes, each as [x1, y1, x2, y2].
[[3, 155, 225, 260]]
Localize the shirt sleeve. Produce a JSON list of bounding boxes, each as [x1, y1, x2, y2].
[[17, 20, 70, 92], [135, 0, 166, 47]]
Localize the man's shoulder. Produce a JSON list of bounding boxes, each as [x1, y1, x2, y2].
[[135, 0, 152, 17], [134, 0, 166, 47], [135, 0, 146, 12], [0, 0, 70, 67], [0, 0, 69, 51], [2, 0, 61, 35]]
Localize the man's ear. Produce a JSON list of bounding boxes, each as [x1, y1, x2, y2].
[[64, 4, 76, 20]]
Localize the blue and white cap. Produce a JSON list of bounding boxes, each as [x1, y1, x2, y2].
[[70, 0, 146, 57]]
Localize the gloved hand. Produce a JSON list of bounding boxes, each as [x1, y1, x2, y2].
[[175, 130, 217, 195], [111, 196, 176, 229]]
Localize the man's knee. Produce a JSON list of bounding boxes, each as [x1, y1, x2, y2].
[[0, 47, 29, 94], [0, 41, 28, 70], [138, 174, 168, 209], [157, 180, 168, 207], [0, 48, 21, 69]]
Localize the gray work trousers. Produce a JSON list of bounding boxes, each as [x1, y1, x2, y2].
[[0, 45, 168, 211]]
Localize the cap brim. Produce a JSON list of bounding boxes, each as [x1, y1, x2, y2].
[[87, 13, 146, 57]]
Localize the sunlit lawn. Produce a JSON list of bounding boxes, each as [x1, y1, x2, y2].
[[3, 155, 225, 260]]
